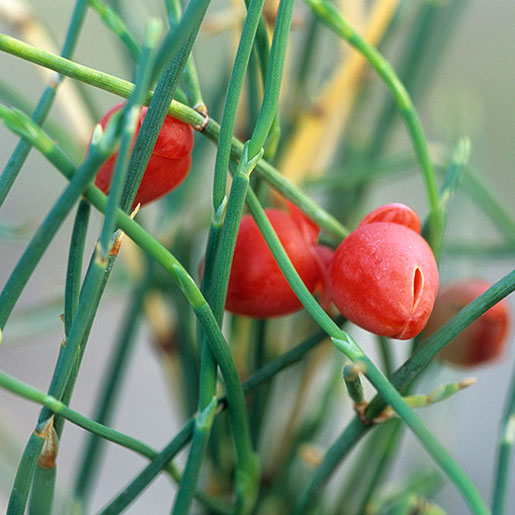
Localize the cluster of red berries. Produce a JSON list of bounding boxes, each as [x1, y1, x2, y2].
[[92, 104, 511, 368]]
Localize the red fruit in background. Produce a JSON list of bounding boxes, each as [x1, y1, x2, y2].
[[225, 209, 322, 318], [94, 103, 194, 208], [312, 244, 335, 310], [359, 203, 421, 234], [424, 279, 511, 367], [329, 222, 439, 339]]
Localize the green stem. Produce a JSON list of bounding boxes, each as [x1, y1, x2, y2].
[[0, 33, 348, 240], [99, 419, 195, 513], [7, 432, 45, 514], [247, 0, 294, 160], [119, 12, 206, 212], [89, 0, 141, 60], [492, 365, 515, 515], [72, 269, 151, 510], [0, 0, 89, 206], [165, 0, 205, 111], [171, 398, 218, 514], [64, 200, 91, 336], [152, 0, 211, 82], [98, 19, 161, 252], [178, 1, 267, 510], [28, 200, 90, 515], [28, 466, 56, 515], [463, 168, 515, 246], [249, 319, 268, 448], [303, 0, 443, 251]]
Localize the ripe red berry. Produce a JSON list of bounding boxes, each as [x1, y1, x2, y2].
[[424, 279, 511, 367], [94, 103, 194, 208], [329, 222, 439, 339], [225, 209, 323, 318], [359, 203, 421, 233]]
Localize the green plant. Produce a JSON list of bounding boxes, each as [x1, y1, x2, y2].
[[0, 1, 513, 514]]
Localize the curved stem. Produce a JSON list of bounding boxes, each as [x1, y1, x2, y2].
[[303, 0, 443, 251]]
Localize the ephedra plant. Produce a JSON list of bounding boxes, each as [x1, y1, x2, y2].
[[0, 0, 514, 513]]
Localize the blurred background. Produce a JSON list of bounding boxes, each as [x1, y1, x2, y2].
[[0, 0, 514, 513]]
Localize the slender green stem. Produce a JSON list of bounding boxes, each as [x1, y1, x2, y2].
[[72, 269, 151, 510], [303, 0, 443, 251], [63, 200, 91, 336], [247, 0, 294, 160], [171, 397, 218, 514], [89, 0, 141, 60], [152, 0, 211, 82], [27, 200, 90, 515], [377, 336, 394, 378], [463, 168, 515, 246], [248, 319, 267, 448], [7, 432, 45, 514], [181, 0, 268, 509], [0, 0, 89, 206], [211, 0, 266, 212], [184, 2, 295, 509], [98, 20, 161, 252], [165, 0, 205, 111], [29, 466, 56, 515], [99, 419, 195, 513], [492, 365, 515, 515]]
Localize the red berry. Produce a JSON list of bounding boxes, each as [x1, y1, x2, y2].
[[329, 222, 439, 339], [424, 279, 511, 367], [94, 103, 194, 208], [225, 209, 322, 318], [359, 203, 421, 234]]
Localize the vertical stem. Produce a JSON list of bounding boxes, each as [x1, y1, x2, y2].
[[64, 200, 91, 335], [492, 366, 515, 515], [72, 268, 151, 510], [7, 432, 45, 514]]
